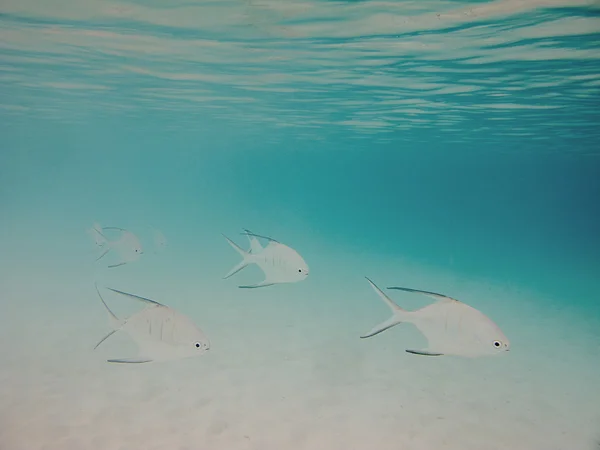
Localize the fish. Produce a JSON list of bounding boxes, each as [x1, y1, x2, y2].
[[93, 284, 210, 364], [222, 229, 309, 289], [92, 225, 143, 268], [360, 277, 510, 358], [152, 228, 168, 253]]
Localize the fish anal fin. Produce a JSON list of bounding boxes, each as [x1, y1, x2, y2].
[[107, 357, 153, 364], [405, 349, 444, 357], [239, 281, 275, 289]]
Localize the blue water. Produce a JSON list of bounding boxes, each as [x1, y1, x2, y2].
[[1, 1, 600, 450]]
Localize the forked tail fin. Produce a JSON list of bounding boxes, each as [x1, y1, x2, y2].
[[360, 277, 408, 339], [222, 234, 253, 279], [93, 283, 124, 350]]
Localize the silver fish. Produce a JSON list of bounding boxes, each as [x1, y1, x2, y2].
[[92, 225, 143, 268], [93, 284, 210, 364], [361, 277, 510, 358], [222, 229, 309, 289]]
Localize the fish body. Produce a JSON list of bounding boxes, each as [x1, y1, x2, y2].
[[94, 285, 210, 363], [222, 230, 309, 288], [361, 278, 510, 358]]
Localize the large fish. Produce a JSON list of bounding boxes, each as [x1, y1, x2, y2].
[[222, 229, 309, 289], [93, 284, 210, 364], [361, 277, 510, 358]]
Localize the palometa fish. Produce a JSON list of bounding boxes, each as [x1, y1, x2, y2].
[[361, 277, 510, 358], [93, 284, 210, 364], [222, 229, 309, 289], [91, 224, 143, 268], [151, 227, 168, 254]]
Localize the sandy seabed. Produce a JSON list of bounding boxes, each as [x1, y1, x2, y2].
[[1, 274, 599, 450]]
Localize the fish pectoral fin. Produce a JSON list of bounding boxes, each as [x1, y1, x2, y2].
[[405, 349, 444, 357], [238, 281, 275, 289], [107, 357, 153, 364]]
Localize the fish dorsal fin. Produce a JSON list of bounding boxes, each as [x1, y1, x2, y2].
[[387, 286, 458, 303], [106, 287, 166, 307], [102, 226, 128, 232], [241, 229, 280, 244], [246, 232, 263, 254]]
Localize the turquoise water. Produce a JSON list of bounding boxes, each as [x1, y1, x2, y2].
[[1, 1, 600, 449]]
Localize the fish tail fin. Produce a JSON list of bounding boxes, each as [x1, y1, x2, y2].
[[95, 247, 111, 262], [360, 277, 408, 339], [91, 223, 111, 262], [95, 284, 123, 326], [222, 234, 252, 279], [92, 223, 108, 243], [93, 283, 124, 350]]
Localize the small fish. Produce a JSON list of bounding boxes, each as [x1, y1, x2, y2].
[[360, 277, 510, 358], [93, 284, 210, 364], [92, 225, 143, 268], [222, 229, 309, 289], [152, 228, 168, 253]]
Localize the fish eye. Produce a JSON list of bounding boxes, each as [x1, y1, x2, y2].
[[195, 342, 200, 348], [493, 340, 502, 348], [298, 269, 302, 272]]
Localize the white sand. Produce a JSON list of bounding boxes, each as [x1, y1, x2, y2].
[[1, 269, 599, 450]]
